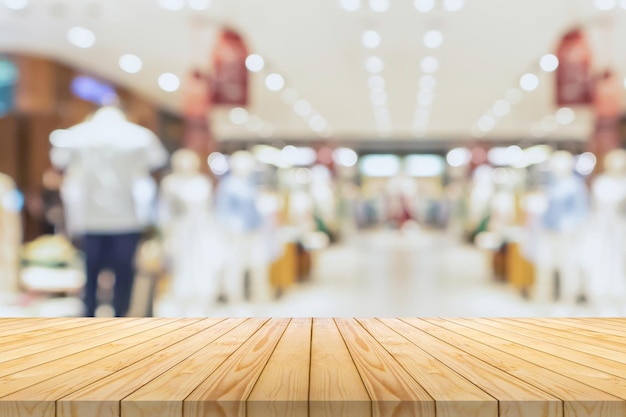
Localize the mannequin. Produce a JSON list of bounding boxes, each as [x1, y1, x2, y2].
[[534, 151, 589, 303], [159, 149, 218, 314], [214, 150, 270, 303], [0, 173, 22, 293], [582, 149, 626, 306], [49, 106, 168, 317]]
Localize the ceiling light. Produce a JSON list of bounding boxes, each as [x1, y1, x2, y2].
[[417, 90, 434, 105], [265, 73, 285, 91], [309, 115, 327, 132], [446, 147, 472, 167], [4, 0, 28, 10], [556, 107, 575, 125], [334, 148, 358, 167], [245, 54, 264, 72], [158, 73, 180, 92], [157, 0, 185, 10], [576, 152, 597, 176], [294, 100, 312, 116], [371, 90, 387, 106], [207, 152, 229, 176], [621, 0, 626, 9], [368, 75, 385, 91], [365, 56, 384, 74], [419, 75, 437, 90], [506, 88, 523, 104], [443, 0, 464, 11], [421, 56, 439, 73], [493, 99, 510, 116], [187, 0, 210, 10], [67, 27, 96, 49], [340, 0, 361, 11], [281, 88, 298, 104], [229, 107, 249, 125], [118, 54, 142, 74], [414, 0, 434, 12], [423, 30, 443, 49], [594, 0, 616, 10], [369, 0, 389, 12], [540, 54, 559, 72], [519, 73, 539, 91], [477, 115, 495, 132], [362, 30, 381, 49]]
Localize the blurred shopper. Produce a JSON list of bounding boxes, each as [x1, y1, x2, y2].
[[49, 106, 168, 317]]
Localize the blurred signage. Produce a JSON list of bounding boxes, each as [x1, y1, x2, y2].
[[212, 28, 248, 106], [0, 58, 18, 115], [360, 154, 400, 177], [71, 75, 117, 105], [555, 28, 592, 106], [182, 70, 214, 154]]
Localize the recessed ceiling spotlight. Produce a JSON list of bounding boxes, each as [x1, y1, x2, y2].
[[423, 30, 443, 49], [158, 73, 180, 92], [540, 54, 559, 72], [4, 0, 29, 10], [519, 73, 539, 91], [245, 54, 264, 72], [118, 54, 142, 74], [369, 0, 389, 12], [443, 0, 464, 11], [265, 73, 285, 91], [421, 56, 439, 73], [67, 26, 96, 48], [340, 0, 361, 11], [362, 30, 381, 49], [365, 56, 385, 74], [414, 0, 434, 12]]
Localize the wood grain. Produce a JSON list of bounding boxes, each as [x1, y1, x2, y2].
[[0, 318, 626, 417]]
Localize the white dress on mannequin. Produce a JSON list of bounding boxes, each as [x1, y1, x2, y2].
[[160, 150, 218, 311], [582, 150, 626, 304], [0, 173, 22, 293]]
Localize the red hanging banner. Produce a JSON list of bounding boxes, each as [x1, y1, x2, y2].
[[211, 28, 249, 106], [182, 69, 215, 156], [555, 28, 593, 106]]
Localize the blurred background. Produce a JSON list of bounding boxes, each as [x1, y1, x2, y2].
[[1, 0, 626, 318]]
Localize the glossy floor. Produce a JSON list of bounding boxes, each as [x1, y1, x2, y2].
[[156, 228, 626, 318]]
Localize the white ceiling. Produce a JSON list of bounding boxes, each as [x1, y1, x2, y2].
[[1, 0, 625, 143]]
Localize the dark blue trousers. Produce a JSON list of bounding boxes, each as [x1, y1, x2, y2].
[[82, 232, 142, 317]]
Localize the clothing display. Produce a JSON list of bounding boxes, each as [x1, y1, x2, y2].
[[0, 173, 22, 293], [160, 149, 219, 312], [50, 106, 168, 317]]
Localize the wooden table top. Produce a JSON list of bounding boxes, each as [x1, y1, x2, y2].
[[0, 317, 626, 417]]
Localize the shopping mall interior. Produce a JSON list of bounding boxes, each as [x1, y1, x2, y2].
[[1, 0, 626, 318]]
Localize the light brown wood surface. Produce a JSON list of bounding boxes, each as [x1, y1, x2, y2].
[[1, 318, 626, 416]]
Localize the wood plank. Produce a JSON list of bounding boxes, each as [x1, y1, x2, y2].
[[0, 318, 215, 417], [60, 318, 263, 417], [408, 318, 624, 417], [0, 318, 174, 398], [0, 319, 150, 379], [433, 319, 626, 402], [356, 318, 497, 417], [246, 318, 312, 417], [309, 318, 371, 417], [182, 318, 290, 417], [525, 318, 626, 338], [0, 318, 117, 346], [496, 318, 626, 365], [379, 318, 562, 417], [335, 318, 435, 417], [0, 318, 123, 361], [517, 318, 626, 340]]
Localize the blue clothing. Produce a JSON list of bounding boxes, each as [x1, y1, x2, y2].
[[214, 175, 263, 233], [542, 175, 589, 233]]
